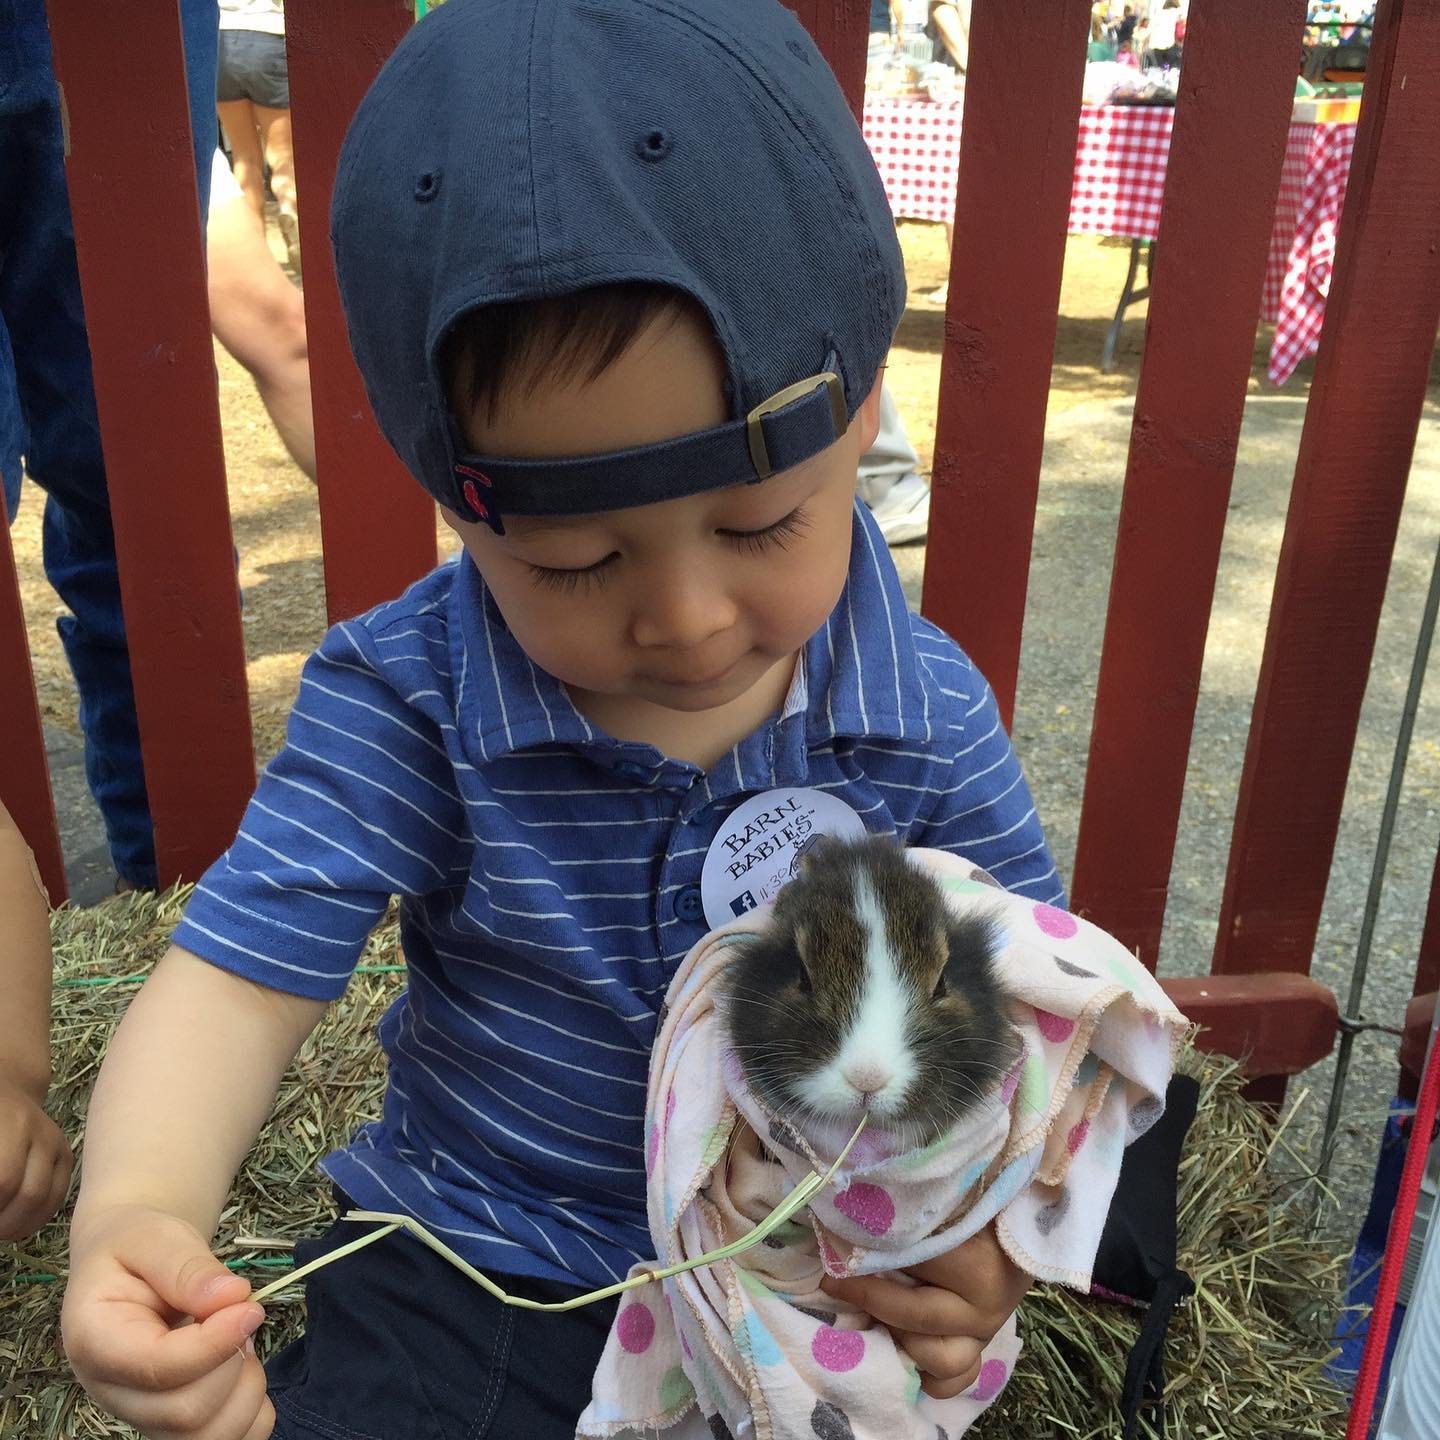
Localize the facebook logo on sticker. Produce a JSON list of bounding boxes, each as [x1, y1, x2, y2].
[[730, 891, 758, 916]]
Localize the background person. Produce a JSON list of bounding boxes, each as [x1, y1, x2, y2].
[[216, 0, 299, 271]]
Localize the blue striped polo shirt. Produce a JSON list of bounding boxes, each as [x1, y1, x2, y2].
[[174, 501, 1063, 1288]]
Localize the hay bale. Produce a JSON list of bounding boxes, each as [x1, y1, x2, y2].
[[2, 888, 1354, 1437]]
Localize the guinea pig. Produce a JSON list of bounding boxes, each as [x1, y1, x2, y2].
[[720, 835, 1018, 1150]]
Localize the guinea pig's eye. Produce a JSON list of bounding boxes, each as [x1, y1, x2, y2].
[[797, 961, 813, 994], [932, 973, 948, 1000]]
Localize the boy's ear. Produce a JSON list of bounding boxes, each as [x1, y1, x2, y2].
[[853, 377, 884, 454]]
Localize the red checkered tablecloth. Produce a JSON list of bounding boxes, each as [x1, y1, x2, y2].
[[1265, 121, 1356, 384], [861, 97, 1357, 385]]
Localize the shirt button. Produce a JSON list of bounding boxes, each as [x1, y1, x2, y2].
[[674, 886, 705, 924]]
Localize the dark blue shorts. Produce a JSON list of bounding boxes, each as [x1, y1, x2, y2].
[[265, 1193, 620, 1440], [217, 29, 289, 108]]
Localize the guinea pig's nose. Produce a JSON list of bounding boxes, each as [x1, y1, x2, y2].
[[843, 1061, 892, 1095]]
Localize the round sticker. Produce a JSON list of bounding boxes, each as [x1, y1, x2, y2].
[[700, 787, 867, 929]]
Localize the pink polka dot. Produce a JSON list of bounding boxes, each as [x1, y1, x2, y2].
[[617, 1302, 656, 1354], [1000, 1060, 1023, 1105], [1035, 1009, 1075, 1044], [663, 1090, 677, 1130], [834, 1181, 896, 1237], [811, 1326, 866, 1372], [1066, 1119, 1090, 1154], [646, 1124, 660, 1177], [820, 1236, 845, 1274], [1033, 903, 1079, 940], [971, 1357, 1009, 1402]]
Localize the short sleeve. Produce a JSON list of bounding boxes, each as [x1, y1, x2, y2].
[[908, 649, 1067, 906], [173, 620, 467, 998]]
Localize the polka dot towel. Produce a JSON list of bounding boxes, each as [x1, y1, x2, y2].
[[577, 849, 1188, 1439]]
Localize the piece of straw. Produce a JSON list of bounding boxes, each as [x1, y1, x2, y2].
[[249, 1115, 868, 1308]]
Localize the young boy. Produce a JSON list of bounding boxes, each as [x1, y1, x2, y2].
[[62, 2, 1063, 1436]]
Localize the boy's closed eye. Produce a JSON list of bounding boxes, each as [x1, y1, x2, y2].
[[524, 505, 813, 594]]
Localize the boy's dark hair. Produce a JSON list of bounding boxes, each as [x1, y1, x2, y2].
[[441, 283, 703, 426]]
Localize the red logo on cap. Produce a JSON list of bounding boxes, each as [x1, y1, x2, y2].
[[462, 480, 487, 518]]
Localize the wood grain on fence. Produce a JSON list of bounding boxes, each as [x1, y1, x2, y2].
[[1214, 0, 1440, 979], [920, 0, 1094, 725], [1069, 0, 1308, 967]]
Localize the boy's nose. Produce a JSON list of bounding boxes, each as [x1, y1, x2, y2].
[[633, 567, 738, 651]]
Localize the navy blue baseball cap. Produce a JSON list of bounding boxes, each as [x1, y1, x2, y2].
[[331, 0, 905, 533]]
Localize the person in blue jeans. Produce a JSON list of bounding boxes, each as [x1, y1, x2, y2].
[[0, 0, 219, 891]]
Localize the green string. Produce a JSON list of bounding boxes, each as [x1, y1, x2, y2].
[[10, 1256, 301, 1287]]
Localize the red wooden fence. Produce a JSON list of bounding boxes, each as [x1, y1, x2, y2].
[[1, 0, 1436, 1089]]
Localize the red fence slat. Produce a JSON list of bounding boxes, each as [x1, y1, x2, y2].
[[47, 0, 255, 886], [1068, 0, 1307, 966], [0, 516, 66, 904], [286, 0, 437, 625], [1213, 0, 1440, 977], [789, 0, 870, 117], [920, 0, 1093, 725]]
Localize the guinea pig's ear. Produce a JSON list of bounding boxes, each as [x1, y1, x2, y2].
[[796, 834, 842, 873]]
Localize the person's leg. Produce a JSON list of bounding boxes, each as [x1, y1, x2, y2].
[[266, 1197, 619, 1440], [253, 101, 300, 271], [206, 173, 316, 480], [253, 106, 295, 215], [217, 98, 266, 220], [0, 97, 158, 885], [179, 0, 220, 209], [0, 122, 26, 525], [931, 0, 971, 73]]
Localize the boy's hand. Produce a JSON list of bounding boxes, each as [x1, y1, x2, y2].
[[62, 1204, 273, 1439], [820, 1223, 1030, 1398], [0, 1068, 73, 1241]]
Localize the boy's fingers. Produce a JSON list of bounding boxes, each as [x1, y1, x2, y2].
[[0, 1144, 60, 1241], [170, 1251, 255, 1320], [820, 1274, 971, 1336], [75, 1300, 265, 1390], [893, 1329, 982, 1385], [105, 1346, 271, 1440]]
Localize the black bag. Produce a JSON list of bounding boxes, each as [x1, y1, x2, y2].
[[1088, 1073, 1200, 1438]]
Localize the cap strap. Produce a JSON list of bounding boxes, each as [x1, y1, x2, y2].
[[449, 357, 849, 525]]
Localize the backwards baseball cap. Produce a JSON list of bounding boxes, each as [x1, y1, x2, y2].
[[331, 0, 905, 533]]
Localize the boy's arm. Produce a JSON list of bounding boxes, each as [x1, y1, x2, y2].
[[0, 799, 53, 1098], [71, 944, 328, 1236], [62, 947, 327, 1438]]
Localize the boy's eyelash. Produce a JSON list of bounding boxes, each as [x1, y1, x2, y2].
[[725, 506, 812, 555], [528, 554, 618, 594], [526, 506, 811, 593]]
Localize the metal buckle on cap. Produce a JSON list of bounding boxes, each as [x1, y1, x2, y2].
[[745, 371, 847, 480]]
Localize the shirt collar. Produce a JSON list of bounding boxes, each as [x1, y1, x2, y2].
[[450, 500, 935, 772]]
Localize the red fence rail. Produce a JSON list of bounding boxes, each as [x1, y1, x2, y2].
[[1, 0, 1436, 1089]]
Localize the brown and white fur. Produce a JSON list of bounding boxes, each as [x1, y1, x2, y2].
[[720, 835, 1018, 1151]]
